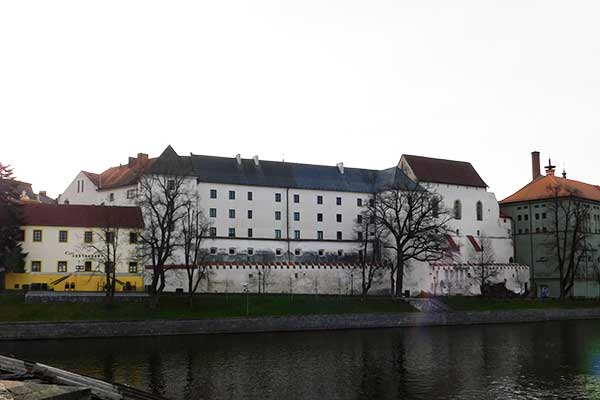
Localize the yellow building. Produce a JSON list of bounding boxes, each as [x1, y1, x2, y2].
[[6, 203, 144, 292]]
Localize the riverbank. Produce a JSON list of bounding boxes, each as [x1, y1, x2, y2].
[[0, 293, 416, 321], [4, 307, 600, 341]]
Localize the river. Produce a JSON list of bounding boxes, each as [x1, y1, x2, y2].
[[3, 320, 600, 399]]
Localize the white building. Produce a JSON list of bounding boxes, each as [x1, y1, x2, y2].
[[59, 146, 527, 296], [3, 203, 145, 292]]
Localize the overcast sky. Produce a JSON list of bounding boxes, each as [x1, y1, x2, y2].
[[1, 1, 598, 200]]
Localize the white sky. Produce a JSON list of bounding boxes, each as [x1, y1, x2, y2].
[[2, 1, 599, 200]]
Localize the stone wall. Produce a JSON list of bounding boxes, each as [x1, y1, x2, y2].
[[2, 308, 600, 341]]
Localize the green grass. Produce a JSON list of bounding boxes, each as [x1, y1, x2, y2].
[[0, 293, 416, 322], [442, 296, 600, 311]]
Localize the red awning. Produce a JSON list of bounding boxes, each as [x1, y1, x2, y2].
[[445, 234, 460, 252], [467, 235, 482, 252]]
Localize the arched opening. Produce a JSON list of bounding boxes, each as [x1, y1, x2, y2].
[[454, 200, 462, 220], [476, 201, 483, 221]]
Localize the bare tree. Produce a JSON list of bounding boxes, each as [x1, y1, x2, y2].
[[367, 184, 453, 297], [545, 183, 592, 300], [468, 235, 498, 295], [180, 198, 211, 306], [137, 170, 190, 307], [354, 208, 385, 299]]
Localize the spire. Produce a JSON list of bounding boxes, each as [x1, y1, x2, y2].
[[562, 168, 567, 179]]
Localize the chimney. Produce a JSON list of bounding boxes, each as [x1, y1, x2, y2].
[[545, 158, 556, 176], [531, 151, 541, 180], [137, 153, 148, 164], [128, 157, 136, 168], [253, 155, 259, 166], [39, 191, 47, 197], [337, 162, 344, 174], [235, 154, 242, 165]]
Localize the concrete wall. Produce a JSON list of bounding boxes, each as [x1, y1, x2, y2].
[[3, 308, 600, 341]]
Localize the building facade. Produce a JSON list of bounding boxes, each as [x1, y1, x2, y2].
[[5, 203, 145, 292], [60, 145, 525, 296], [500, 151, 600, 298]]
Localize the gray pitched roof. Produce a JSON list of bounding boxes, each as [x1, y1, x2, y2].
[[150, 146, 418, 193]]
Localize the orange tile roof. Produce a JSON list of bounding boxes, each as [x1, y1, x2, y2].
[[500, 175, 600, 204], [83, 158, 155, 190]]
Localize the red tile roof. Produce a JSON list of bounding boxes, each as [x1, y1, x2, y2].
[[402, 155, 487, 188], [83, 158, 155, 190], [500, 175, 600, 204], [17, 203, 144, 228]]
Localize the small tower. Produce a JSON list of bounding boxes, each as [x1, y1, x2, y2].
[[545, 159, 556, 176]]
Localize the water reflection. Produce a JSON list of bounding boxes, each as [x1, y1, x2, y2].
[[3, 321, 600, 399]]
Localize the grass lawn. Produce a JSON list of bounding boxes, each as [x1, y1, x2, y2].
[[0, 293, 416, 322], [442, 296, 600, 311]]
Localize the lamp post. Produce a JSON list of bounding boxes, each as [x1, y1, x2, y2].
[[242, 282, 249, 316]]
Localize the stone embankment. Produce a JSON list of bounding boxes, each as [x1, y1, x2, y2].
[[3, 308, 600, 341]]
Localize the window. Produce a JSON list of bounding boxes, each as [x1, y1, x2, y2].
[[317, 213, 323, 222], [84, 231, 93, 243], [454, 200, 462, 220], [535, 213, 540, 220], [294, 230, 300, 240], [31, 261, 41, 272], [432, 197, 440, 218], [167, 180, 175, 191], [476, 201, 483, 221], [57, 261, 67, 273], [210, 247, 217, 254], [209, 208, 217, 218], [357, 198, 363, 207], [59, 230, 68, 243], [33, 229, 42, 242], [228, 228, 235, 237], [336, 197, 342, 206], [294, 248, 301, 256], [275, 211, 281, 220], [318, 249, 324, 256], [317, 231, 323, 240], [275, 193, 282, 202], [275, 229, 282, 239], [357, 232, 363, 241], [229, 209, 236, 219], [210, 189, 217, 199], [128, 262, 138, 273], [336, 231, 342, 240], [209, 227, 217, 237], [336, 214, 342, 223], [247, 191, 253, 201], [229, 248, 236, 255], [524, 214, 529, 221], [517, 215, 522, 221], [126, 188, 138, 199], [247, 248, 254, 255], [317, 195, 323, 204], [369, 198, 374, 207], [357, 215, 363, 224], [518, 228, 523, 234], [294, 194, 300, 203], [109, 193, 115, 202], [294, 212, 300, 221], [129, 232, 138, 244], [84, 261, 92, 272], [542, 213, 547, 219], [337, 249, 344, 256], [229, 190, 236, 200], [276, 248, 283, 256], [247, 228, 253, 238], [247, 210, 253, 219], [106, 232, 115, 243]]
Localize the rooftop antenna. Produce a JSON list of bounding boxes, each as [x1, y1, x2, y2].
[[282, 153, 285, 162]]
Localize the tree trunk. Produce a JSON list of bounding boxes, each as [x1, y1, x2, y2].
[[395, 257, 404, 297]]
